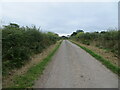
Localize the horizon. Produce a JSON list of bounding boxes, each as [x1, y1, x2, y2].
[[0, 1, 118, 36]]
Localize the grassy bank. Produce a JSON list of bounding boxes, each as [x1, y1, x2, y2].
[[7, 41, 62, 88], [70, 40, 120, 76]]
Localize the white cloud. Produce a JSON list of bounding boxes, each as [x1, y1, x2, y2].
[[1, 2, 118, 35]]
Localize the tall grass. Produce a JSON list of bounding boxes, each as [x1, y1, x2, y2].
[[2, 23, 59, 76]]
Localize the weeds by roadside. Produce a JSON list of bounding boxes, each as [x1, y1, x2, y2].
[[70, 40, 120, 76], [7, 41, 62, 88]]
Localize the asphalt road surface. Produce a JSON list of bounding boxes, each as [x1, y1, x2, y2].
[[34, 40, 118, 88]]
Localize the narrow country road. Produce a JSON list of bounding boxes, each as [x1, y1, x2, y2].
[[34, 40, 118, 88]]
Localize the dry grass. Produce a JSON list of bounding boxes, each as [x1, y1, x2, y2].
[[73, 41, 118, 66], [71, 40, 120, 76]]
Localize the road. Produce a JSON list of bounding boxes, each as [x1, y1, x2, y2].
[[34, 40, 118, 88]]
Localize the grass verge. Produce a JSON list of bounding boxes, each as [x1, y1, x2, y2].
[[70, 40, 120, 76], [8, 41, 62, 88]]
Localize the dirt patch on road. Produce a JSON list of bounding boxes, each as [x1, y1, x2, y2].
[[3, 42, 58, 88]]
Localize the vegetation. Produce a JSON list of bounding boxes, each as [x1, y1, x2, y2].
[[8, 41, 62, 88], [61, 36, 68, 39], [70, 29, 119, 56], [2, 23, 59, 76], [71, 40, 120, 76]]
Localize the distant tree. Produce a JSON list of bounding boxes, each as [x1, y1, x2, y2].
[[71, 32, 77, 36], [71, 29, 84, 37], [10, 23, 20, 28], [55, 33, 59, 37], [94, 31, 99, 33], [67, 35, 70, 37], [101, 31, 106, 34], [4, 23, 20, 28], [61, 36, 68, 39], [76, 31, 84, 38], [76, 30, 84, 33]]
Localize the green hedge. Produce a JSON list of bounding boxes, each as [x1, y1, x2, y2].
[[2, 23, 59, 75], [70, 30, 119, 55]]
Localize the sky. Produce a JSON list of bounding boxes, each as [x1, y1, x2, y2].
[[0, 0, 119, 36]]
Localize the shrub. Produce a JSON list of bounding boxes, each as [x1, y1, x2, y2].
[[70, 29, 118, 55], [2, 23, 59, 75]]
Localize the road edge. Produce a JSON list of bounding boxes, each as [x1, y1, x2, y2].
[[7, 40, 62, 88], [70, 40, 120, 76]]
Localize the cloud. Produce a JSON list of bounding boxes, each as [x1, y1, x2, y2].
[[1, 2, 118, 35]]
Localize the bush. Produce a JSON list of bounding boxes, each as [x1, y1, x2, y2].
[[2, 23, 59, 75], [70, 29, 118, 55], [81, 40, 90, 45]]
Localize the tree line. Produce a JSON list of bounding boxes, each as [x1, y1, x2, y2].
[[70, 29, 119, 56]]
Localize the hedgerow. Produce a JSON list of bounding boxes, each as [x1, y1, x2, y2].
[[70, 29, 119, 55], [2, 23, 59, 75]]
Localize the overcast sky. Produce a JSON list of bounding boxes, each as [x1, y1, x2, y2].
[[1, 1, 118, 36]]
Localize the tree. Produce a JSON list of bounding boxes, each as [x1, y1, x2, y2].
[[76, 32, 84, 38], [61, 36, 68, 39], [4, 23, 20, 29], [71, 32, 77, 36], [76, 30, 84, 33]]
